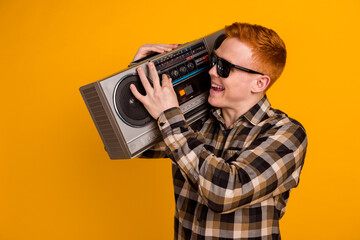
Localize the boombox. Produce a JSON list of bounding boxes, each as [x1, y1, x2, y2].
[[80, 29, 225, 159]]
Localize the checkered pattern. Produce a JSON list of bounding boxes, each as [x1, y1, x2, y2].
[[143, 95, 307, 240]]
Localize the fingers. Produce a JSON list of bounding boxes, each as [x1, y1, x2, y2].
[[148, 62, 160, 90], [161, 74, 172, 88], [132, 44, 178, 62], [161, 74, 176, 96], [130, 61, 179, 119], [143, 45, 166, 53], [129, 84, 144, 102], [148, 44, 178, 53], [136, 67, 152, 93], [168, 74, 173, 86], [132, 45, 166, 62], [141, 44, 177, 55], [168, 77, 175, 95]]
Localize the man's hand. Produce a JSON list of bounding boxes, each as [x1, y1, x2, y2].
[[132, 44, 178, 62], [130, 62, 179, 119]]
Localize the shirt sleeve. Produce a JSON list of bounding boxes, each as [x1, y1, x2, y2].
[[138, 141, 169, 159], [157, 107, 308, 214]]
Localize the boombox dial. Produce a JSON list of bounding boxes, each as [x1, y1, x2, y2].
[[179, 65, 187, 75], [170, 69, 179, 78], [186, 61, 195, 71]]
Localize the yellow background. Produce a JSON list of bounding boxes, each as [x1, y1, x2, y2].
[[1, 0, 359, 239]]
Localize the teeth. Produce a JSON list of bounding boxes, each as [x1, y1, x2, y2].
[[211, 83, 224, 90]]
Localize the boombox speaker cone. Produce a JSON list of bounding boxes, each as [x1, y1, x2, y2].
[[114, 74, 152, 127]]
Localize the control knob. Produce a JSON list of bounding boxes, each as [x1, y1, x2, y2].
[[170, 69, 179, 79], [179, 65, 187, 75], [187, 61, 195, 71]]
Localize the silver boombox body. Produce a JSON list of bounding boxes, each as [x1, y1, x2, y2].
[[80, 30, 225, 159]]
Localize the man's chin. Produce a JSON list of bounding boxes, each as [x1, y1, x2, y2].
[[207, 97, 221, 108]]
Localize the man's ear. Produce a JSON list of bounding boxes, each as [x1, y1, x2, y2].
[[251, 75, 271, 93]]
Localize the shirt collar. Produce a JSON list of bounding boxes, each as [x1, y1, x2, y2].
[[211, 95, 271, 127], [243, 95, 271, 125]]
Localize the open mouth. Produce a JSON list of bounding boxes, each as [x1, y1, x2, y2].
[[211, 83, 225, 93]]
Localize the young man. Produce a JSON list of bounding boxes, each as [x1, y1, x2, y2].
[[130, 22, 307, 240]]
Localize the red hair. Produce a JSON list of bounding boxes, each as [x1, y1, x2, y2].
[[225, 22, 286, 89]]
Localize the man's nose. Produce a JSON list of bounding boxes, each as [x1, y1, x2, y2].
[[208, 65, 219, 77]]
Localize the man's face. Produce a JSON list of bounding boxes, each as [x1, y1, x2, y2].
[[208, 37, 258, 111]]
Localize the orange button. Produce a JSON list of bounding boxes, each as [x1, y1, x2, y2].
[[179, 89, 185, 96]]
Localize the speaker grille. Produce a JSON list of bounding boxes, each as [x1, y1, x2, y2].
[[81, 85, 124, 156]]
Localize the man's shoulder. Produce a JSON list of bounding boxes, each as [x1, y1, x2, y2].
[[264, 107, 307, 137]]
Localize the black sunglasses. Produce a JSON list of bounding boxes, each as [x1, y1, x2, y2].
[[210, 52, 264, 78]]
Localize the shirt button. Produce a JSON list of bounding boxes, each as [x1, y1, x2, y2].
[[159, 122, 165, 127]]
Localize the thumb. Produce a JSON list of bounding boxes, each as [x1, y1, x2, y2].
[[130, 84, 145, 103]]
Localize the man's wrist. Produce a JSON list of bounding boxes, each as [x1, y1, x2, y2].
[[157, 107, 185, 133]]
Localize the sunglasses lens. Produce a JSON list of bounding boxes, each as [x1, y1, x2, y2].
[[211, 53, 232, 78], [218, 59, 231, 78]]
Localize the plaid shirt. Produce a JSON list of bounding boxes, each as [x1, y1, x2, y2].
[[143, 95, 307, 240]]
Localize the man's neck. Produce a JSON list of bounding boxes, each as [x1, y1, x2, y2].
[[222, 94, 264, 128]]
